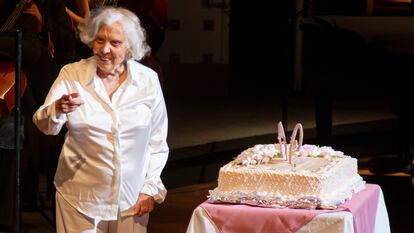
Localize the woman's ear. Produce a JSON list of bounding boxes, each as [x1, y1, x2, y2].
[[127, 49, 133, 60]]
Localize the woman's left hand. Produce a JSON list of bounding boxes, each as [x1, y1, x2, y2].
[[133, 193, 155, 217]]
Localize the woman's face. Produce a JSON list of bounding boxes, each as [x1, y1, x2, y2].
[[92, 22, 130, 76]]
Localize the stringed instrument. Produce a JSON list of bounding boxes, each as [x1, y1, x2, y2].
[[0, 0, 29, 116], [0, 64, 27, 116]]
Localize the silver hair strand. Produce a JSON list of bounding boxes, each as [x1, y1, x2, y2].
[[78, 6, 151, 61]]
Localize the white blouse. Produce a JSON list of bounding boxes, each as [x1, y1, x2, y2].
[[33, 57, 169, 220]]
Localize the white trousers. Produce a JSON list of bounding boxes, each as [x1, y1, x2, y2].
[[55, 193, 149, 233]]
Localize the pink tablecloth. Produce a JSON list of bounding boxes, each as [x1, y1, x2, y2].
[[200, 184, 380, 233]]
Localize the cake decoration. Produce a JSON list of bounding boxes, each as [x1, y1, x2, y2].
[[208, 121, 365, 209]]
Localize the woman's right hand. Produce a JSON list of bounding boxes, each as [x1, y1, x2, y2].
[[56, 93, 84, 114]]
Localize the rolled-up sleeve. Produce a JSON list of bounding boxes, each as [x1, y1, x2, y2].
[[32, 70, 69, 135], [140, 81, 169, 203]]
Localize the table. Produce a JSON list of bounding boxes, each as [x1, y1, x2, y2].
[[186, 184, 390, 233]]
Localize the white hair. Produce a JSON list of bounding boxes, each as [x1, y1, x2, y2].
[[78, 6, 150, 61]]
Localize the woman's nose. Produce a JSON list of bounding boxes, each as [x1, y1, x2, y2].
[[101, 42, 111, 53]]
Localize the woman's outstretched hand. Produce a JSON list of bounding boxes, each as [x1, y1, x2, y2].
[[56, 93, 84, 114]]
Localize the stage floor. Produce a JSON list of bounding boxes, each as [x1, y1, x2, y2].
[[4, 94, 413, 233], [167, 95, 397, 152]]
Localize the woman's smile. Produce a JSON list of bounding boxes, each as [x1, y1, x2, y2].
[[92, 22, 129, 76]]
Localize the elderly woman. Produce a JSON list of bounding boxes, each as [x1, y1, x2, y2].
[[32, 7, 168, 233]]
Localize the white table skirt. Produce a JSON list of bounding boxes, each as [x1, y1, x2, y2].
[[186, 191, 390, 233]]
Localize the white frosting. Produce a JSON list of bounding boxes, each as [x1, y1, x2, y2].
[[209, 144, 365, 209]]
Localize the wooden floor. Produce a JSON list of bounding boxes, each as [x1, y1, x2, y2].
[[2, 95, 412, 232], [3, 167, 411, 233], [148, 182, 217, 233]]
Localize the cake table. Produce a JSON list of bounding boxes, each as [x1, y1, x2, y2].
[[186, 184, 390, 233]]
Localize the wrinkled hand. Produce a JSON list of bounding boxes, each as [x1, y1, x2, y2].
[[133, 193, 155, 217], [56, 93, 84, 114]]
